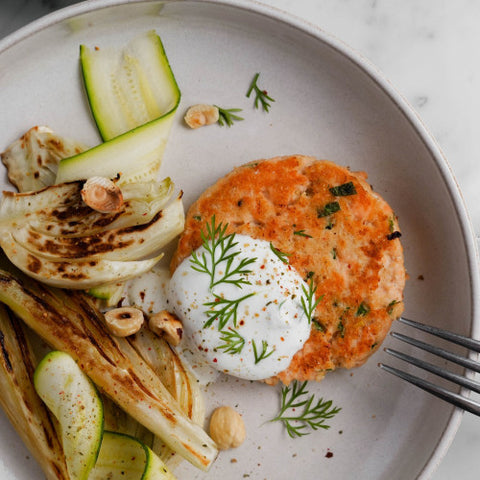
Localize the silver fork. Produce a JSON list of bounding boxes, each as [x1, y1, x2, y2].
[[379, 317, 480, 416]]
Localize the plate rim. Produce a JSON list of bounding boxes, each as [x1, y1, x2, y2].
[[0, 0, 478, 478]]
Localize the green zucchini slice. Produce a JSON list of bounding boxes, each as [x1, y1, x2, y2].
[[56, 31, 180, 185], [81, 30, 180, 141], [34, 351, 104, 480], [90, 431, 176, 480]]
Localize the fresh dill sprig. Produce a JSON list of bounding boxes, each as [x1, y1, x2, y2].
[[252, 339, 275, 364], [270, 243, 290, 264], [203, 292, 255, 330], [217, 327, 245, 354], [216, 106, 244, 127], [271, 381, 341, 438], [301, 278, 323, 323], [190, 216, 256, 290], [293, 229, 312, 238], [246, 72, 275, 112]]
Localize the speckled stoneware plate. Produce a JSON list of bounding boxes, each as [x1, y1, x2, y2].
[[0, 1, 478, 479]]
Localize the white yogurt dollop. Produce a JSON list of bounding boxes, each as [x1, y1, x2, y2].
[[169, 235, 311, 381]]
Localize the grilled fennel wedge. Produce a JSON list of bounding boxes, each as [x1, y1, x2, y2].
[[0, 269, 218, 470], [127, 327, 206, 469], [0, 304, 69, 480], [0, 180, 184, 289], [0, 126, 84, 192], [34, 351, 104, 480], [57, 30, 180, 185]]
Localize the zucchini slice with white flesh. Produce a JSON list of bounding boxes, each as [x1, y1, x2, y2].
[[90, 431, 176, 480], [56, 117, 175, 185], [80, 30, 180, 141], [34, 351, 104, 480], [56, 30, 180, 185]]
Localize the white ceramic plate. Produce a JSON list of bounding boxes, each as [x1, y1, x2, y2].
[[0, 1, 478, 479]]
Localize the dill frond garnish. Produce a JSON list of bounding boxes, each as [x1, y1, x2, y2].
[[246, 72, 275, 112], [203, 292, 255, 330], [218, 327, 246, 354], [252, 339, 275, 364], [293, 229, 312, 238], [190, 216, 256, 290], [216, 106, 244, 127], [271, 381, 341, 438], [270, 242, 290, 264], [301, 279, 323, 323]]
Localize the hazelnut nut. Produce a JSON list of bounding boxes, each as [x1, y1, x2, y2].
[[149, 310, 183, 346], [104, 307, 144, 337], [209, 406, 246, 450]]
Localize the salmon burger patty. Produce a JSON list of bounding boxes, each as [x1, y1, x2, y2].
[[171, 155, 405, 384]]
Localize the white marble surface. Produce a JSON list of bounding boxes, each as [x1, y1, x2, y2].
[[0, 0, 479, 479]]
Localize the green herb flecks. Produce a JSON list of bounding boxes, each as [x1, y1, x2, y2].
[[387, 300, 401, 315], [190, 216, 256, 290], [218, 328, 245, 354], [216, 106, 244, 127], [312, 318, 326, 332], [246, 72, 275, 112], [356, 302, 370, 317], [294, 229, 312, 238], [203, 292, 256, 330], [317, 201, 341, 218], [329, 182, 357, 197], [252, 339, 275, 364], [270, 243, 290, 264], [271, 381, 341, 438], [301, 279, 323, 324], [337, 321, 345, 338], [388, 217, 396, 233]]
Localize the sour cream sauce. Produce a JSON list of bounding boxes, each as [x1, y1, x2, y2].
[[169, 235, 311, 381]]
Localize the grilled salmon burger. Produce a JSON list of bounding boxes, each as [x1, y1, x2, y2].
[[170, 155, 405, 384]]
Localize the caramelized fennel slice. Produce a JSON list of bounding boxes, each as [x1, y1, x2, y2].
[[0, 178, 174, 238], [10, 197, 184, 262], [0, 270, 218, 471], [0, 304, 69, 480], [127, 327, 206, 469], [0, 236, 164, 289]]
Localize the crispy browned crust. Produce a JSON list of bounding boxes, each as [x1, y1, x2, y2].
[[171, 155, 405, 384]]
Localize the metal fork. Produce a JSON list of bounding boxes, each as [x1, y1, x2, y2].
[[379, 317, 480, 416]]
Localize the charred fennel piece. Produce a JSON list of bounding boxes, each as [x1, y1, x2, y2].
[[1, 126, 84, 192], [90, 431, 176, 480], [0, 270, 218, 470], [0, 181, 184, 290], [57, 31, 181, 185], [127, 327, 205, 469], [0, 304, 69, 480], [34, 351, 104, 480], [10, 197, 184, 262], [0, 236, 164, 290], [0, 178, 174, 237]]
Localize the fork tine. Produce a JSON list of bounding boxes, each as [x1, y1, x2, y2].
[[379, 362, 480, 416], [399, 317, 480, 353], [385, 347, 480, 394], [390, 331, 480, 374]]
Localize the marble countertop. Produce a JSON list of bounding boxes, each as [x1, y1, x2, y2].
[[1, 0, 479, 478]]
